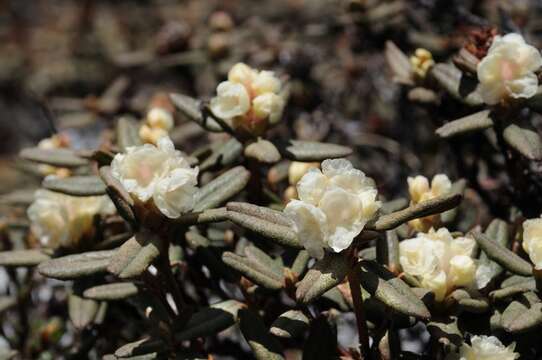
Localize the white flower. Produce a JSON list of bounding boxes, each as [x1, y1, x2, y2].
[[111, 136, 199, 218], [407, 174, 452, 231], [210, 63, 285, 134], [147, 107, 174, 131], [399, 228, 477, 301], [210, 81, 251, 119], [522, 217, 542, 269], [459, 336, 519, 360], [477, 33, 542, 105], [284, 159, 381, 259], [27, 190, 114, 249]]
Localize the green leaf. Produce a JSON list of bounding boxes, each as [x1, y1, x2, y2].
[[0, 189, 37, 207], [244, 139, 281, 164], [290, 250, 310, 277], [476, 219, 509, 289], [490, 278, 536, 301], [68, 293, 100, 329], [225, 209, 300, 248], [270, 310, 309, 339], [239, 309, 285, 360], [0, 249, 51, 267], [170, 93, 223, 132], [385, 41, 414, 85], [83, 282, 139, 300], [175, 208, 229, 226], [296, 253, 349, 304], [359, 261, 430, 319], [222, 250, 284, 290], [280, 140, 352, 161], [501, 297, 542, 333], [42, 175, 106, 196], [194, 166, 250, 212], [174, 300, 245, 341], [0, 296, 16, 313], [436, 110, 493, 138], [226, 202, 293, 227], [114, 338, 164, 358], [38, 250, 115, 280], [200, 138, 242, 171], [473, 232, 532, 276], [427, 318, 462, 346], [377, 230, 401, 274], [503, 124, 542, 160], [429, 63, 484, 106], [99, 166, 137, 226], [108, 232, 162, 279], [370, 193, 462, 231], [117, 116, 142, 151], [302, 316, 337, 360], [19, 147, 89, 167]]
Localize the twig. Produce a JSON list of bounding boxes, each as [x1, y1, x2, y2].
[[347, 261, 370, 360]]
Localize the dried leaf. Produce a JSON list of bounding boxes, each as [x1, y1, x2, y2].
[[38, 250, 115, 280], [42, 175, 106, 196], [436, 110, 493, 138], [296, 253, 349, 304]]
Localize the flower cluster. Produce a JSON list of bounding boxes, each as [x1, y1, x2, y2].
[[399, 228, 476, 301], [210, 63, 285, 136], [477, 33, 542, 105], [407, 174, 452, 231], [27, 190, 114, 249], [458, 335, 519, 360], [284, 159, 381, 259], [522, 216, 542, 269], [139, 94, 175, 144], [111, 136, 199, 219], [410, 48, 434, 79]]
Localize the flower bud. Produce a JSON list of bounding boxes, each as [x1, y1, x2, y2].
[[522, 217, 542, 269], [210, 81, 251, 119], [410, 48, 434, 79], [252, 93, 285, 124], [147, 107, 174, 131], [288, 161, 320, 185]]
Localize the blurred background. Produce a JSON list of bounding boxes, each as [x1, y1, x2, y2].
[[0, 0, 541, 208]]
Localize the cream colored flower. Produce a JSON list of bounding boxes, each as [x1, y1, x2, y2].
[[459, 336, 519, 360], [147, 107, 174, 131], [27, 190, 114, 249], [399, 228, 476, 301], [522, 217, 542, 269], [410, 48, 434, 79], [477, 33, 542, 105], [210, 63, 286, 135], [407, 174, 452, 231], [284, 159, 381, 259], [139, 125, 169, 145], [111, 136, 199, 218], [288, 161, 320, 185]]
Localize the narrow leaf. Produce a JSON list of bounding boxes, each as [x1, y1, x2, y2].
[[244, 139, 281, 164], [99, 166, 136, 225], [83, 282, 139, 300], [117, 116, 142, 151], [69, 293, 100, 329], [194, 166, 250, 212], [239, 309, 285, 360], [501, 299, 542, 333], [385, 41, 414, 85], [503, 124, 542, 160], [222, 252, 284, 290], [436, 110, 493, 138], [0, 250, 51, 267], [38, 250, 115, 280], [108, 232, 162, 279], [20, 147, 89, 167], [296, 253, 349, 304], [473, 232, 532, 276], [429, 63, 484, 106], [170, 93, 223, 132], [270, 310, 309, 339], [200, 138, 242, 171], [280, 140, 352, 162], [42, 175, 106, 196]]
